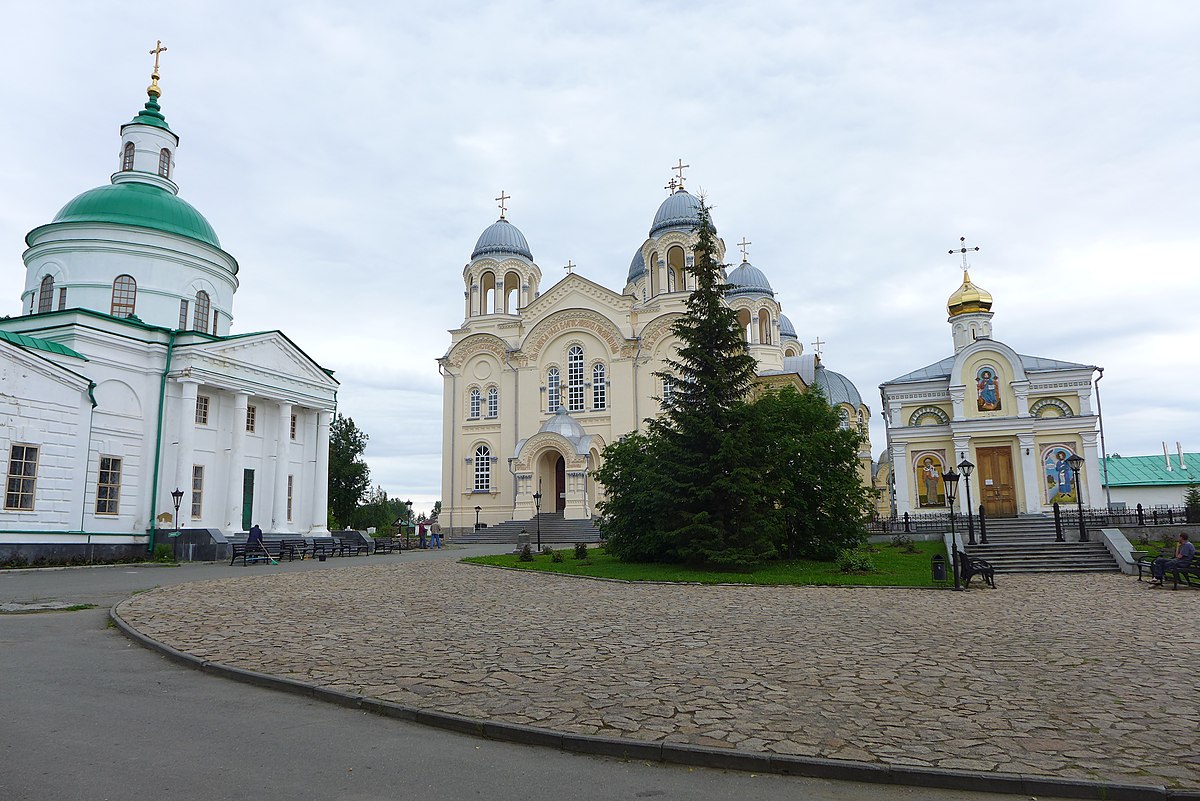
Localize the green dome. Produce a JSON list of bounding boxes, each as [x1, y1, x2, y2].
[[47, 182, 220, 248]]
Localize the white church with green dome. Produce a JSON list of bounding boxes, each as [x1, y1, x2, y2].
[[0, 58, 338, 554], [439, 175, 873, 534]]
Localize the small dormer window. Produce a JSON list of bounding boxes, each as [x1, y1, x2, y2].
[[122, 142, 135, 171], [158, 148, 171, 178]]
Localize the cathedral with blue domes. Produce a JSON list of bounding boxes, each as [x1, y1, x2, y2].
[[439, 176, 873, 533]]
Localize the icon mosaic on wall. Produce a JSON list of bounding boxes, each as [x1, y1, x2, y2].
[[914, 450, 948, 508], [976, 365, 1001, 411], [1043, 445, 1079, 504]]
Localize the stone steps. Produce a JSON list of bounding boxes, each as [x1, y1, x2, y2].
[[964, 517, 1118, 572], [453, 513, 602, 545]]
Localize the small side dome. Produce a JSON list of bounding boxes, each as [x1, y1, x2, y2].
[[814, 365, 863, 408], [472, 218, 533, 261], [779, 314, 798, 340], [649, 189, 707, 237], [725, 261, 774, 298], [538, 406, 586, 440], [627, 248, 646, 282], [947, 270, 993, 317]]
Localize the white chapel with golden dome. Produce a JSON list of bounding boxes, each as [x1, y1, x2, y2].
[[878, 246, 1102, 519], [439, 172, 874, 533]]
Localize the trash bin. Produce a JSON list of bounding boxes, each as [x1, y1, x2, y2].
[[931, 553, 947, 582]]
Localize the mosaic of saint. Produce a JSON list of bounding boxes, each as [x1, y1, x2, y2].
[[915, 451, 947, 508], [1043, 445, 1078, 504], [976, 366, 1001, 412]]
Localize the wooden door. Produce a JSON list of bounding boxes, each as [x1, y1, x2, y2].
[[976, 447, 1017, 518], [241, 469, 255, 531], [555, 456, 566, 512]]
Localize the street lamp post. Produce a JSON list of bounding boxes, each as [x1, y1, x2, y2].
[[403, 500, 412, 548], [533, 491, 542, 550], [170, 488, 184, 562], [1067, 453, 1088, 542], [474, 505, 482, 530], [957, 459, 976, 546], [942, 467, 961, 590]]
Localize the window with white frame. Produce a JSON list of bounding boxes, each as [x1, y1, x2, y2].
[[487, 387, 498, 418], [839, 408, 851, 430], [290, 413, 297, 439], [546, 367, 560, 412], [195, 395, 210, 425], [661, 376, 675, 409], [4, 445, 38, 510], [190, 465, 204, 518], [121, 142, 135, 171], [287, 474, 294, 521], [178, 299, 189, 330], [57, 287, 67, 310], [158, 148, 171, 178], [567, 345, 585, 412], [469, 388, 481, 419], [96, 456, 122, 515], [246, 404, 256, 433], [474, 444, 491, 491], [592, 363, 607, 410]]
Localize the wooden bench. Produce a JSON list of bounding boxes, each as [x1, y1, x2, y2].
[[308, 538, 337, 560], [279, 538, 311, 560], [333, 534, 370, 556], [1137, 556, 1199, 589], [372, 537, 402, 554], [960, 555, 996, 589], [230, 540, 289, 566]]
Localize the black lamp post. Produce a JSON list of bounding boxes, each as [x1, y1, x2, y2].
[[403, 500, 412, 547], [1067, 453, 1088, 542], [958, 458, 976, 546], [533, 491, 542, 550], [170, 488, 184, 562], [474, 505, 482, 530], [942, 467, 961, 590]]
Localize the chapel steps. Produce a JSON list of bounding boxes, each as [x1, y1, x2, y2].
[[452, 513, 603, 545], [961, 514, 1119, 573]]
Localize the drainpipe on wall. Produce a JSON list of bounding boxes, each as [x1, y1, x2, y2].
[[146, 330, 178, 553], [505, 347, 520, 516], [1093, 367, 1112, 509], [80, 381, 98, 536], [632, 336, 643, 432]]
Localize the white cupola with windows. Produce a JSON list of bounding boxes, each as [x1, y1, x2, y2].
[[462, 193, 542, 320]]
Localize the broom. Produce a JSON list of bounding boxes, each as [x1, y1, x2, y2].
[[258, 539, 279, 566]]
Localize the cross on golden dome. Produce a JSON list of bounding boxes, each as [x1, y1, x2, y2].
[[147, 39, 168, 97]]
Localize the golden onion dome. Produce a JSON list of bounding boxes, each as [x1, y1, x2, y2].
[[947, 270, 993, 317]]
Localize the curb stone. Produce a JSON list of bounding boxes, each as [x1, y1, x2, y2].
[[109, 599, 1185, 800]]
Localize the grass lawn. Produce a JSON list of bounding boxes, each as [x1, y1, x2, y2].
[[463, 540, 949, 587]]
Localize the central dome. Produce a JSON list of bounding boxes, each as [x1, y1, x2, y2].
[[472, 218, 533, 260], [947, 270, 993, 317], [649, 189, 706, 237], [45, 182, 220, 248], [725, 261, 774, 297]]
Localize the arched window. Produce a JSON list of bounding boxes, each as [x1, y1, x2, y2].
[[857, 410, 867, 432], [546, 367, 560, 412], [758, 309, 771, 344], [469, 388, 481, 419], [121, 142, 135, 171], [487, 387, 499, 418], [158, 148, 171, 178], [737, 308, 752, 343], [503, 271, 520, 313], [662, 375, 675, 409], [37, 275, 54, 314], [567, 345, 585, 411], [667, 246, 685, 292], [111, 275, 137, 317], [474, 444, 491, 491], [839, 408, 851, 430], [649, 251, 659, 295], [480, 271, 496, 315], [193, 291, 210, 332], [592, 363, 607, 410]]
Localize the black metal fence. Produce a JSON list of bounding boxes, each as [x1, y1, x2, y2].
[[868, 512, 952, 534], [1056, 504, 1191, 528]]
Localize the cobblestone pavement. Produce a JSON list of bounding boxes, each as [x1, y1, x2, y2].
[[117, 562, 1200, 789]]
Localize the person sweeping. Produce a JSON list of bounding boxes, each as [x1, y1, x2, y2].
[[248, 523, 275, 565]]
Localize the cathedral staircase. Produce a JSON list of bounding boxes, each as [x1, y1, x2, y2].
[[452, 513, 603, 546], [962, 515, 1118, 573]]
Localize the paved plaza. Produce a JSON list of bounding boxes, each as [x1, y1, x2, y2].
[[116, 561, 1200, 790]]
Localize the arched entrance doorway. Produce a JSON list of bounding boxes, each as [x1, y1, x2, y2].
[[535, 449, 568, 514], [554, 454, 566, 512]]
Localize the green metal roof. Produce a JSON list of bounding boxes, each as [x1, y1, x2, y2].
[[0, 329, 88, 360], [44, 181, 220, 248], [127, 95, 171, 131], [1103, 454, 1198, 487]]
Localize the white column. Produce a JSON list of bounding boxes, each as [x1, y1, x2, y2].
[[1018, 432, 1041, 513], [174, 379, 201, 517], [1081, 430, 1101, 507], [949, 386, 966, 420], [226, 392, 249, 532], [272, 401, 293, 531], [953, 436, 972, 517], [311, 410, 331, 534], [891, 442, 911, 514]]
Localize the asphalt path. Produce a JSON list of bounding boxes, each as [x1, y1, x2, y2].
[[1, 549, 1070, 801]]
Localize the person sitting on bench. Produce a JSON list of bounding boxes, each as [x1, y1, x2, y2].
[[1149, 533, 1195, 587], [247, 523, 266, 557]]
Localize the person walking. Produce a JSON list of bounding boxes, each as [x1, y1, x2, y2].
[[429, 516, 442, 549], [417, 519, 427, 549], [1149, 533, 1195, 586]]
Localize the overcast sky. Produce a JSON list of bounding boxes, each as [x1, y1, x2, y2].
[[3, 1, 1198, 512]]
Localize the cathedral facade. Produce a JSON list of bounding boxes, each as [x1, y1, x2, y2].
[[439, 181, 872, 533], [0, 61, 337, 551], [879, 265, 1102, 518]]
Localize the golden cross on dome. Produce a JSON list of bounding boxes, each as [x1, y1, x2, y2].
[[150, 40, 168, 72], [564, 260, 575, 274], [812, 336, 825, 356], [146, 40, 168, 96], [671, 158, 690, 187], [495, 190, 510, 219], [949, 235, 980, 270], [737, 237, 752, 262]]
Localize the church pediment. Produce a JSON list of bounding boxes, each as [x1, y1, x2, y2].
[[523, 273, 631, 319], [175, 332, 337, 395], [0, 339, 92, 394]]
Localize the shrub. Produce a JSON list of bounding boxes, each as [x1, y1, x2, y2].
[[837, 548, 875, 573], [551, 549, 564, 563], [518, 544, 533, 562], [891, 532, 919, 553], [152, 544, 175, 563], [542, 545, 554, 555], [574, 542, 588, 560]]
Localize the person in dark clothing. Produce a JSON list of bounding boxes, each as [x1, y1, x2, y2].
[[1150, 533, 1195, 586], [248, 524, 264, 549]]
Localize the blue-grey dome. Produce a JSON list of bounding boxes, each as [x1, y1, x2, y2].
[[814, 365, 863, 408], [471, 218, 533, 260], [779, 314, 798, 340], [725, 261, 774, 298], [627, 248, 646, 282], [650, 189, 706, 237]]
